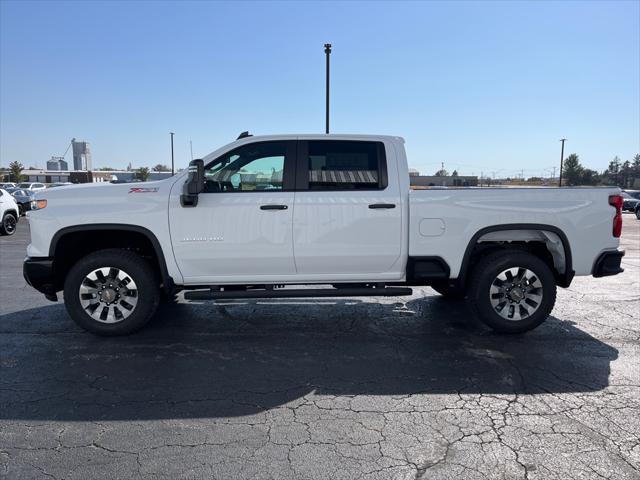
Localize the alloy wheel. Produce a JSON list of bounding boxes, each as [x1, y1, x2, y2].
[[488, 267, 543, 321], [78, 267, 139, 323], [4, 215, 16, 234]]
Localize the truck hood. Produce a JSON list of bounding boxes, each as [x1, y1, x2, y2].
[[35, 179, 174, 200]]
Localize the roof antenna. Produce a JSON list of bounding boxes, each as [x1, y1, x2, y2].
[[237, 131, 252, 140]]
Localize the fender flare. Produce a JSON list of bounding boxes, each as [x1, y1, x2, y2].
[[457, 223, 574, 288], [49, 224, 174, 293]]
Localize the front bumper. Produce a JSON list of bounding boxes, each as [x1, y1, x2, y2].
[[592, 250, 625, 278], [23, 257, 58, 301]]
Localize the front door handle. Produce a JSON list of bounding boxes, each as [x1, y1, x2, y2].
[[260, 204, 288, 210], [368, 203, 396, 209]]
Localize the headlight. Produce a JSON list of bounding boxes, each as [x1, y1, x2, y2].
[[32, 199, 47, 210]]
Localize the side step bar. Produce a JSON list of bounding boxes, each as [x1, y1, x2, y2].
[[184, 287, 413, 301]]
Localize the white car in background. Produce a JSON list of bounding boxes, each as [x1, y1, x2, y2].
[[0, 188, 20, 236], [0, 182, 17, 189], [17, 182, 47, 191]]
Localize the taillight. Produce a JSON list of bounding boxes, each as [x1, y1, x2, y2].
[[609, 195, 623, 238]]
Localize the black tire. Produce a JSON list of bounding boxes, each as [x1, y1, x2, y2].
[[431, 281, 466, 299], [636, 207, 640, 220], [0, 212, 17, 236], [467, 250, 557, 333], [63, 249, 160, 336]]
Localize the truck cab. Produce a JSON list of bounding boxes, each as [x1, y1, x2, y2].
[[170, 135, 407, 284]]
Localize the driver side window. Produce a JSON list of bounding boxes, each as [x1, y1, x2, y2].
[[204, 142, 286, 193]]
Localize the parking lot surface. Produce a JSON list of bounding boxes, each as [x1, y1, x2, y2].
[[1, 217, 639, 480]]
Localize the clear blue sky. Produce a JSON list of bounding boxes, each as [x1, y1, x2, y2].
[[1, 0, 638, 177]]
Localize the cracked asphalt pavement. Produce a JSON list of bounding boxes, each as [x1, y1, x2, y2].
[[1, 217, 639, 479]]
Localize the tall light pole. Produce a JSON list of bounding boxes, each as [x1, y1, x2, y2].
[[558, 138, 566, 187], [324, 43, 331, 134], [170, 132, 175, 175]]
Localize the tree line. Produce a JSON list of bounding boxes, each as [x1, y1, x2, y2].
[[562, 154, 640, 188]]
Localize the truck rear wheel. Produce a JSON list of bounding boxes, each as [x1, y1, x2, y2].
[[467, 250, 556, 333], [63, 249, 160, 336]]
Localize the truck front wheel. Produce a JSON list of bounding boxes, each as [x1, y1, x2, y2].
[[63, 249, 160, 336], [467, 250, 557, 333]]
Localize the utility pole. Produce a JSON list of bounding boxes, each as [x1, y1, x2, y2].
[[558, 138, 566, 187], [552, 166, 556, 182], [190, 140, 193, 161], [170, 132, 175, 175], [324, 43, 332, 134]]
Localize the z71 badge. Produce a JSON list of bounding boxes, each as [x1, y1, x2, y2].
[[129, 187, 159, 193]]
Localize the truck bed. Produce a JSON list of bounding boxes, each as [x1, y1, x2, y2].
[[408, 187, 620, 277]]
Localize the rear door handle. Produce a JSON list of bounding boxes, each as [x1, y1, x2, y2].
[[260, 204, 288, 210], [368, 203, 396, 209]]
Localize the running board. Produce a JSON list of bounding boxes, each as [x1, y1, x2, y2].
[[184, 287, 413, 301]]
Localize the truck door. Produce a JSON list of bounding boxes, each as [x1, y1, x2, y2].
[[292, 139, 403, 276], [169, 140, 297, 283]]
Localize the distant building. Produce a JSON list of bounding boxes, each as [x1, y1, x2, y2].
[[46, 156, 68, 171], [72, 139, 92, 171], [410, 175, 478, 188], [46, 160, 59, 170], [19, 168, 173, 184]]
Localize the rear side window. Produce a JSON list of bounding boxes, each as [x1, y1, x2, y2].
[[305, 140, 387, 190]]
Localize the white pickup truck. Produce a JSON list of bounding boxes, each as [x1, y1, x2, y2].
[[23, 134, 625, 336]]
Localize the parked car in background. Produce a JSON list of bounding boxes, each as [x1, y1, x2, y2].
[[621, 191, 640, 212], [17, 182, 47, 191], [0, 188, 19, 235], [0, 182, 16, 189], [8, 188, 37, 215]]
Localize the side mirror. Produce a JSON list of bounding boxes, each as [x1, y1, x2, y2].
[[181, 159, 204, 207]]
